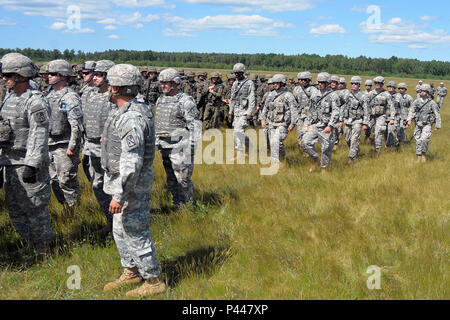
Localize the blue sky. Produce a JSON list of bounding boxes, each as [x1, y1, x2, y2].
[[0, 0, 449, 61]]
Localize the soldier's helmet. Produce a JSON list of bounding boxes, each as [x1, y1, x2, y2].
[[94, 60, 115, 74], [259, 75, 266, 81], [82, 61, 96, 71], [420, 84, 432, 94], [373, 76, 385, 84], [330, 75, 340, 83], [272, 74, 286, 84], [148, 67, 158, 74], [267, 77, 274, 85], [48, 59, 73, 77], [39, 63, 49, 74], [232, 63, 246, 74], [440, 82, 444, 85], [297, 71, 313, 80], [1, 52, 37, 78], [387, 80, 396, 88], [252, 74, 258, 80], [226, 73, 236, 80], [350, 76, 362, 85], [158, 68, 181, 85], [197, 71, 207, 77], [418, 80, 423, 84], [186, 70, 195, 78], [210, 72, 221, 79], [365, 79, 373, 86], [317, 72, 330, 83], [398, 83, 407, 90], [339, 77, 346, 84], [107, 64, 143, 87]]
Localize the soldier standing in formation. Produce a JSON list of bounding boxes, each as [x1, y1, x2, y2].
[[397, 83, 414, 143], [0, 53, 55, 254], [196, 71, 208, 120], [436, 82, 447, 108], [46, 59, 83, 214], [81, 60, 115, 234], [222, 73, 236, 128], [386, 80, 402, 147], [143, 67, 161, 105], [182, 70, 197, 98], [101, 64, 165, 297], [338, 76, 369, 163], [203, 72, 224, 129], [154, 68, 201, 206]]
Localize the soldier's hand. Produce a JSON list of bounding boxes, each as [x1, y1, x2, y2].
[[246, 114, 251, 121], [389, 119, 395, 125], [338, 122, 343, 129], [66, 148, 75, 157], [323, 126, 332, 133], [408, 121, 412, 127], [288, 125, 293, 132], [22, 166, 37, 184], [227, 114, 233, 123], [362, 125, 368, 131], [262, 122, 266, 128], [109, 199, 123, 214]]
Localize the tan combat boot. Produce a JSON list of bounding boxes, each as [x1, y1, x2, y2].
[[125, 277, 166, 298], [421, 155, 427, 163], [104, 267, 143, 291], [416, 155, 422, 163]]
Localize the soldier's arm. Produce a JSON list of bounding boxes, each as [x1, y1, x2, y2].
[[66, 93, 84, 151], [407, 100, 417, 122], [25, 96, 50, 169], [228, 84, 237, 116], [182, 97, 202, 145], [287, 93, 298, 128], [362, 96, 370, 126], [433, 102, 442, 129], [329, 93, 340, 128], [386, 93, 395, 121], [114, 114, 146, 204], [246, 82, 257, 117]]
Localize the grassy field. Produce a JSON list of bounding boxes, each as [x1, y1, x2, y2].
[[0, 75, 448, 300]]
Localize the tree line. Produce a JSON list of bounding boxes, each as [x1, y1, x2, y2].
[[1, 48, 449, 80]]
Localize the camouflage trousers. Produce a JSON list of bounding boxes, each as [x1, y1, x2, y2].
[[413, 124, 433, 155], [365, 117, 375, 139], [49, 144, 81, 207], [373, 115, 388, 151], [343, 123, 363, 160], [397, 119, 408, 143], [386, 118, 399, 147], [268, 125, 289, 160], [82, 155, 112, 217], [203, 104, 223, 129], [113, 192, 161, 280], [301, 124, 335, 168], [160, 146, 195, 205], [436, 96, 445, 108], [232, 115, 251, 152], [4, 165, 55, 247]]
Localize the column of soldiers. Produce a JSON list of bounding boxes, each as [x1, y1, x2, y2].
[[0, 53, 445, 297]]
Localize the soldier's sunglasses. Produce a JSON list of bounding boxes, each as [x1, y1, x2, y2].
[[2, 73, 15, 79], [48, 72, 58, 76], [82, 71, 92, 75]]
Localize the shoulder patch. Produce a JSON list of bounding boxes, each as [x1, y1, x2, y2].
[[30, 104, 48, 126]]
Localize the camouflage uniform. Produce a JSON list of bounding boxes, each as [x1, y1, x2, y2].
[[155, 69, 201, 205], [397, 83, 414, 142], [195, 72, 209, 120], [259, 80, 275, 150], [386, 81, 403, 147], [407, 86, 442, 157], [143, 69, 161, 105], [0, 53, 55, 251], [182, 71, 197, 98], [366, 77, 396, 151], [203, 73, 224, 129], [339, 77, 370, 160], [436, 84, 447, 108], [302, 73, 340, 168], [261, 74, 296, 160], [228, 64, 256, 152], [221, 73, 235, 128], [0, 79, 5, 103]]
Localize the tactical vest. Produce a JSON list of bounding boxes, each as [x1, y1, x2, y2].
[[102, 101, 153, 174], [0, 90, 40, 151], [267, 91, 289, 124], [47, 87, 71, 136], [369, 90, 388, 117], [154, 92, 188, 138], [310, 90, 333, 125], [232, 79, 251, 110], [415, 99, 435, 125], [345, 93, 364, 120], [83, 91, 110, 140]]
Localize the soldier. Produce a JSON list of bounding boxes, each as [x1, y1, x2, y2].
[[222, 73, 236, 128], [0, 52, 55, 254], [81, 60, 115, 234], [46, 59, 83, 214], [261, 74, 296, 161], [227, 63, 256, 155], [182, 70, 197, 98], [287, 78, 296, 93], [338, 76, 370, 163], [255, 75, 268, 126], [330, 75, 344, 148], [101, 64, 165, 297], [291, 71, 318, 154], [154, 68, 201, 206], [385, 80, 403, 147], [366, 76, 396, 154], [363, 79, 373, 96], [38, 63, 51, 95], [301, 72, 340, 172], [259, 77, 275, 150], [203, 72, 224, 129], [415, 80, 423, 99], [397, 82, 414, 143], [407, 84, 441, 162], [79, 61, 96, 96], [139, 66, 148, 80], [143, 67, 161, 105], [363, 79, 374, 143], [436, 82, 447, 108], [196, 71, 209, 120]]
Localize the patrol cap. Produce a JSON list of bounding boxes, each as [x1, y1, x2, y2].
[[232, 63, 246, 74], [1, 52, 37, 78], [48, 59, 72, 76], [107, 64, 142, 87], [82, 61, 96, 71], [398, 82, 407, 89], [373, 76, 385, 84], [159, 68, 181, 84], [350, 76, 362, 84], [387, 80, 397, 88]]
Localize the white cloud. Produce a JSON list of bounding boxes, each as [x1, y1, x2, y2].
[[97, 12, 159, 25], [163, 28, 195, 37], [177, 0, 317, 12], [108, 34, 120, 39], [104, 25, 117, 30], [0, 17, 15, 25], [310, 24, 346, 35], [133, 23, 144, 29], [420, 16, 438, 21], [408, 44, 428, 49], [48, 22, 67, 30], [111, 0, 175, 9], [62, 28, 95, 34]]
